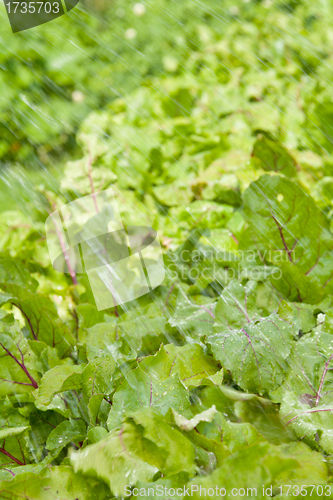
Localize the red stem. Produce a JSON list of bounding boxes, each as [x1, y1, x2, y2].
[[272, 215, 293, 263], [11, 303, 37, 340], [0, 448, 24, 466], [316, 353, 333, 406], [286, 408, 333, 426], [0, 342, 38, 389]]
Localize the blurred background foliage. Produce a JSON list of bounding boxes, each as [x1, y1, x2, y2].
[[0, 0, 332, 162], [0, 0, 333, 213]]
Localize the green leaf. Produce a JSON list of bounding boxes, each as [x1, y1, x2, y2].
[[107, 342, 219, 429], [71, 420, 163, 496], [170, 201, 234, 231], [198, 411, 265, 453], [82, 356, 116, 424], [115, 303, 170, 355], [78, 320, 136, 364], [214, 280, 261, 330], [46, 420, 86, 456], [272, 332, 333, 453], [0, 427, 29, 441], [186, 443, 298, 499], [0, 258, 38, 293], [0, 421, 30, 470], [0, 325, 40, 397], [201, 174, 242, 206], [20, 407, 66, 462], [172, 405, 217, 432], [285, 302, 317, 334], [210, 312, 297, 394], [234, 397, 296, 445], [0, 466, 111, 499], [276, 442, 328, 486], [0, 288, 74, 358], [140, 343, 220, 388], [242, 174, 333, 303], [135, 473, 191, 500], [82, 356, 116, 400], [153, 183, 193, 207], [35, 364, 84, 406], [107, 368, 190, 431], [87, 426, 108, 444], [129, 408, 196, 476], [252, 136, 297, 177], [168, 288, 216, 339], [72, 409, 196, 496], [61, 159, 117, 196]]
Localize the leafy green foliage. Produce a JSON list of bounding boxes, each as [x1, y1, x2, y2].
[[272, 332, 333, 454], [242, 175, 333, 303], [2, 0, 333, 496], [210, 283, 298, 394]]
